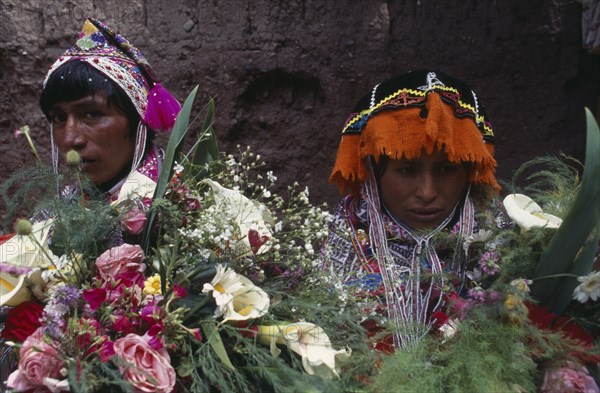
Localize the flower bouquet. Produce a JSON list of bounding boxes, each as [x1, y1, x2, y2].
[[0, 87, 372, 392], [1, 83, 599, 393]]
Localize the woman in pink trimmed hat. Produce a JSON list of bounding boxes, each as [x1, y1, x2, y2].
[[0, 17, 182, 384], [39, 17, 180, 200]]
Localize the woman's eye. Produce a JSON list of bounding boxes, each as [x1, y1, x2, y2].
[[51, 114, 67, 124], [86, 111, 102, 119], [396, 167, 416, 176], [437, 164, 459, 176]]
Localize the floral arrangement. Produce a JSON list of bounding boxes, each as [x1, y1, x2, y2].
[[0, 89, 369, 392], [0, 84, 598, 393]]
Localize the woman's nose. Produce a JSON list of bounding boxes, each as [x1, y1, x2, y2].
[[415, 172, 437, 202], [61, 117, 85, 149]]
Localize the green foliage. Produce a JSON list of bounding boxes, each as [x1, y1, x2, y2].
[[506, 155, 581, 216], [43, 196, 120, 257], [493, 225, 555, 288], [0, 164, 57, 231], [68, 358, 135, 393], [372, 308, 539, 393]]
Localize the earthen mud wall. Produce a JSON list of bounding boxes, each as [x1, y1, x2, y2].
[[1, 0, 599, 221]]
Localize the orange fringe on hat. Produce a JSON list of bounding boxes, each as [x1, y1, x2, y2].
[[330, 92, 500, 194]]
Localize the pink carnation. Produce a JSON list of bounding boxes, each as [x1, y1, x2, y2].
[[541, 361, 599, 393], [6, 328, 66, 392], [113, 333, 176, 393], [95, 243, 146, 281], [82, 287, 107, 311], [122, 209, 147, 236]]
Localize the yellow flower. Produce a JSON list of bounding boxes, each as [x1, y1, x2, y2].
[[144, 274, 163, 296], [510, 278, 532, 295], [504, 293, 528, 325], [504, 294, 519, 311]]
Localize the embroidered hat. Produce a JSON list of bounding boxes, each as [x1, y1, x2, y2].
[[43, 17, 180, 132], [330, 70, 499, 194]]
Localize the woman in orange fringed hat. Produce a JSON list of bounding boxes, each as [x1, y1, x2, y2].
[[321, 70, 510, 351]]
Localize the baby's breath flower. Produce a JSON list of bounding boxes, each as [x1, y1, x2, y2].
[[173, 162, 184, 174]]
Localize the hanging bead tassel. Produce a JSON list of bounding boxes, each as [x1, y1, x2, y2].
[[143, 83, 181, 132]]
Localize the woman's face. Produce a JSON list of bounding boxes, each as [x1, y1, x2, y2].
[[49, 94, 135, 188], [380, 149, 469, 230]]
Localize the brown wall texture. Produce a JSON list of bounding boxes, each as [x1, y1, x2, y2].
[[1, 0, 599, 221]]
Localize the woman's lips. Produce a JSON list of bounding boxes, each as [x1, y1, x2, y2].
[[408, 208, 443, 222], [80, 159, 96, 170]]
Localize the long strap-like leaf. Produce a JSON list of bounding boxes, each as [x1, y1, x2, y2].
[[531, 108, 600, 313], [191, 98, 219, 168], [141, 86, 199, 254], [201, 320, 236, 371]]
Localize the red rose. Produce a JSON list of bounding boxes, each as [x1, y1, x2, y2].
[[0, 233, 15, 245], [1, 301, 44, 342]]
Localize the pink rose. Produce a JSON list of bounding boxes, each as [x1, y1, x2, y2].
[[6, 327, 66, 392], [122, 209, 147, 235], [95, 243, 146, 281], [113, 334, 176, 393], [541, 361, 599, 393]]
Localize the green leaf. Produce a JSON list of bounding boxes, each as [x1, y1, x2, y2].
[[201, 320, 236, 371], [185, 263, 218, 282], [191, 98, 219, 169], [141, 86, 199, 253], [177, 294, 216, 322], [531, 108, 600, 313]]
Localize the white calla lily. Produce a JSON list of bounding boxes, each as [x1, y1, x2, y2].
[[113, 171, 157, 206], [221, 275, 270, 322], [503, 193, 563, 231], [202, 264, 270, 322], [257, 322, 351, 379], [203, 179, 272, 254], [0, 219, 54, 306]]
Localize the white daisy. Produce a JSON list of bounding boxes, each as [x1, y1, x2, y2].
[[573, 271, 600, 303]]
